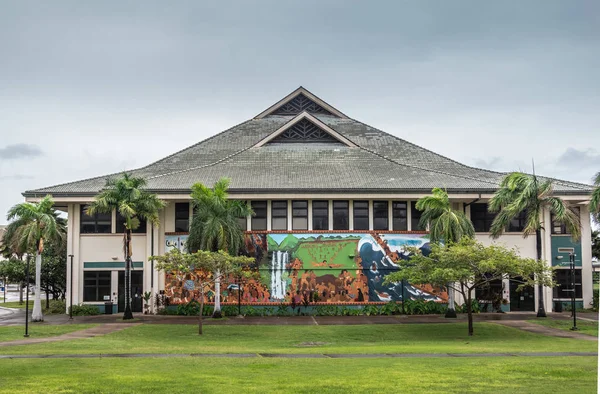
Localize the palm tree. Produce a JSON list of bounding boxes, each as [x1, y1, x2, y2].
[[416, 188, 475, 244], [415, 188, 474, 318], [188, 178, 253, 318], [489, 172, 581, 317], [87, 173, 165, 320], [6, 195, 66, 321], [590, 172, 600, 225]]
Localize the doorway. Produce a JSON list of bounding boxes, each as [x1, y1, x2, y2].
[[118, 271, 143, 313], [509, 277, 535, 311]]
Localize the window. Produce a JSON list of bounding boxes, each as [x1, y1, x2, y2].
[[251, 201, 267, 230], [116, 212, 147, 234], [471, 203, 496, 232], [353, 200, 369, 230], [552, 207, 580, 234], [392, 201, 408, 231], [553, 269, 582, 298], [174, 203, 190, 232], [312, 201, 329, 230], [411, 202, 425, 231], [83, 271, 111, 302], [292, 200, 308, 230], [271, 200, 288, 230], [80, 205, 111, 234], [507, 210, 527, 232], [333, 201, 349, 230], [236, 201, 248, 231], [373, 201, 389, 230]]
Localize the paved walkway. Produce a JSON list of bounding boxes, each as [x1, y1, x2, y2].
[[492, 320, 598, 341], [0, 323, 139, 347], [0, 351, 596, 359]]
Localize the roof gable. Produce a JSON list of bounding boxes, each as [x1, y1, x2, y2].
[[253, 112, 357, 148], [254, 87, 347, 119]]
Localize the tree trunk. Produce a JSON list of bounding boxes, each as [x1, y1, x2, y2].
[[31, 252, 43, 322], [46, 290, 49, 310], [212, 269, 222, 318], [19, 282, 24, 304], [445, 283, 457, 318], [199, 289, 204, 335], [535, 229, 546, 317], [467, 293, 474, 336], [123, 229, 134, 320]]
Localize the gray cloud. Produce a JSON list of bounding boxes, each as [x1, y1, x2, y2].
[[0, 1, 598, 223], [0, 144, 43, 160], [557, 148, 600, 169]]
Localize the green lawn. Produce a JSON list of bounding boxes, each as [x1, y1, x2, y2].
[[0, 323, 596, 355], [0, 300, 33, 309], [0, 324, 96, 342], [528, 319, 599, 337], [0, 357, 596, 393]]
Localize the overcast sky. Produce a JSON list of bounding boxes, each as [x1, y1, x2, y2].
[[1, 1, 599, 224]]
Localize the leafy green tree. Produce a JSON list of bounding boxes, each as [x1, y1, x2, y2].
[[415, 188, 474, 317], [0, 258, 27, 303], [87, 173, 165, 320], [6, 195, 66, 321], [488, 172, 580, 317], [386, 237, 553, 336], [187, 178, 253, 318], [0, 223, 29, 304], [152, 249, 255, 334], [416, 188, 474, 244], [591, 172, 600, 225], [40, 237, 68, 307]]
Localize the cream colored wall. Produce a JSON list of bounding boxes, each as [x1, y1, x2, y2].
[[474, 234, 537, 258], [79, 235, 147, 263]]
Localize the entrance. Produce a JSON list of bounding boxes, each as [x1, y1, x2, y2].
[[509, 277, 535, 311], [118, 270, 143, 313]]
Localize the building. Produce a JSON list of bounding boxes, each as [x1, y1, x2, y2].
[[23, 87, 595, 313]]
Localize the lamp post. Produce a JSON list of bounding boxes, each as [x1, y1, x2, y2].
[[569, 252, 578, 331], [68, 254, 74, 320], [24, 255, 31, 337]]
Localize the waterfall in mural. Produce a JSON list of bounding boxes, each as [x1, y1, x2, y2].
[[270, 251, 288, 300]]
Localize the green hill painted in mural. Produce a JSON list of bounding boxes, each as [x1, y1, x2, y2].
[[294, 240, 359, 276], [279, 234, 300, 250]]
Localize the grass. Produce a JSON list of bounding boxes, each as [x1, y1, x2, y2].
[[0, 324, 96, 342], [528, 318, 599, 337], [0, 300, 33, 308], [0, 357, 596, 393], [0, 323, 596, 355]]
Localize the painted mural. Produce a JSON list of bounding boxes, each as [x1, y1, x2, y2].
[[163, 232, 447, 305]]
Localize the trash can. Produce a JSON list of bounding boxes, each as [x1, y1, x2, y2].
[[104, 301, 114, 315], [554, 301, 563, 313]]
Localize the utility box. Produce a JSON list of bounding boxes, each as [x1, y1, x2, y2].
[[104, 301, 114, 314]]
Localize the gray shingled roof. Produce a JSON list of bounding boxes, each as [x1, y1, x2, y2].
[[24, 93, 594, 197]]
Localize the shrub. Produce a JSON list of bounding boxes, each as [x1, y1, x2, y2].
[[69, 304, 100, 316], [47, 299, 66, 314]]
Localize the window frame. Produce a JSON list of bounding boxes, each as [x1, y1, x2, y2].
[[83, 271, 112, 302], [353, 200, 369, 231], [312, 200, 329, 231], [251, 201, 268, 231], [80, 205, 112, 234], [373, 200, 389, 231], [292, 200, 308, 230], [271, 200, 288, 231], [551, 207, 580, 235], [174, 202, 190, 233], [470, 203, 496, 233], [553, 269, 582, 299], [116, 212, 147, 234], [392, 201, 408, 231], [411, 202, 425, 231], [333, 201, 349, 230]]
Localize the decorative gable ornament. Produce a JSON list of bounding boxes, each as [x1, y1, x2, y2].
[[270, 93, 334, 116], [269, 118, 340, 143]]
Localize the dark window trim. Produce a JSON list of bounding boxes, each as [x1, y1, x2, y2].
[[292, 200, 308, 230], [411, 201, 424, 231], [83, 271, 111, 302], [553, 268, 583, 299], [333, 200, 349, 230], [373, 200, 389, 231], [471, 203, 496, 233], [312, 200, 329, 231], [80, 205, 112, 234], [392, 201, 408, 231], [175, 202, 190, 233], [271, 200, 288, 230], [353, 200, 369, 230], [251, 201, 268, 231]]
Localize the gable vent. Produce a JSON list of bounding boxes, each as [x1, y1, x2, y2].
[[270, 93, 335, 117], [269, 118, 342, 144]]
